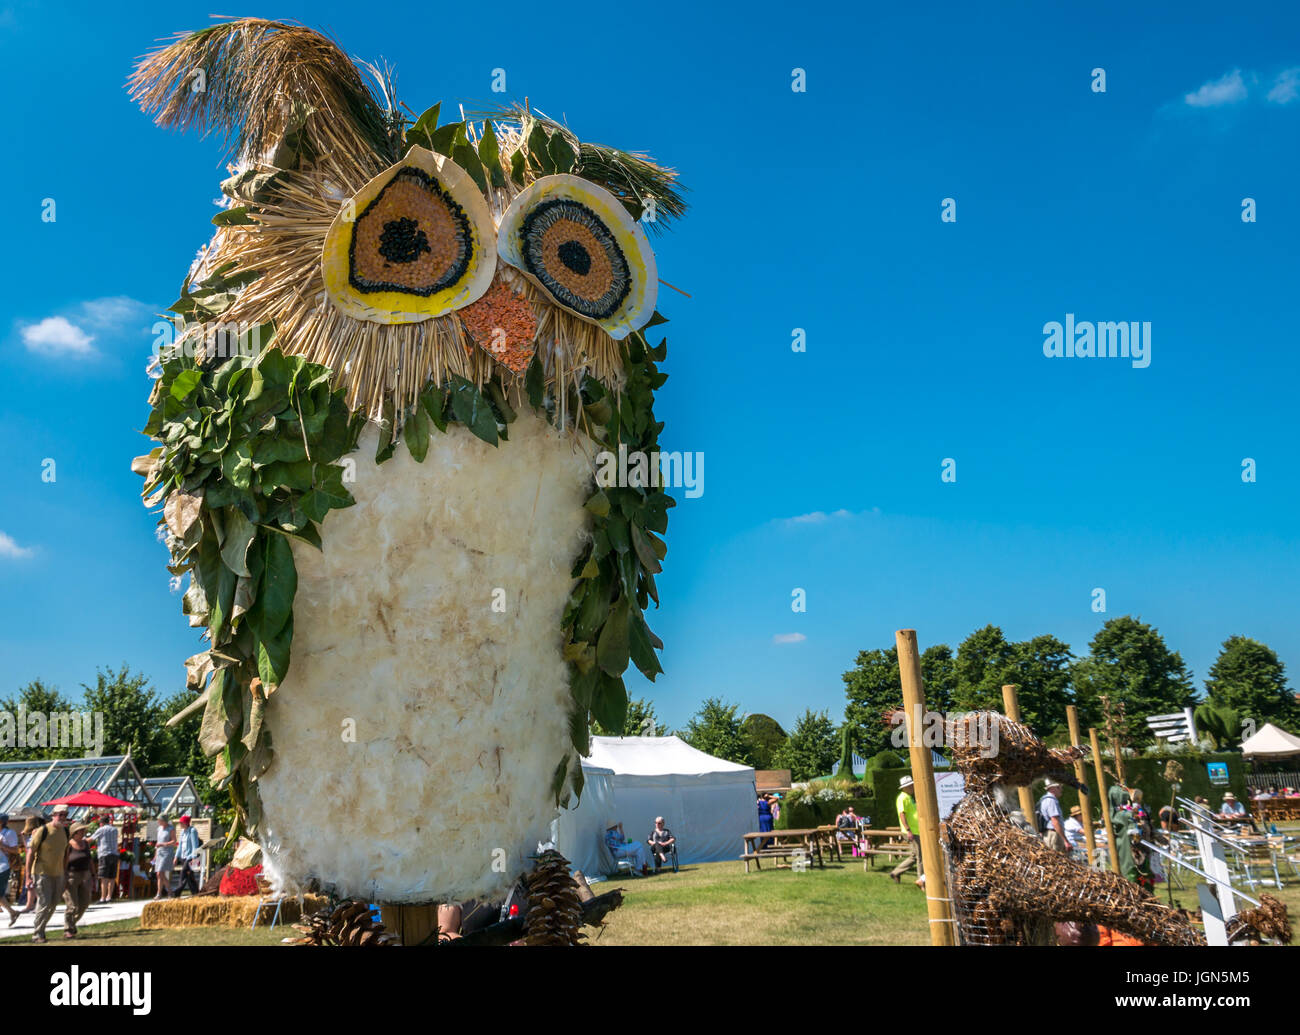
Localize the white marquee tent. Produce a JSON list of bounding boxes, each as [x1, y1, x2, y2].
[[1240, 722, 1300, 759], [553, 736, 756, 876]]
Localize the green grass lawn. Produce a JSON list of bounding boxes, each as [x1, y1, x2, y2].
[[592, 859, 931, 945]]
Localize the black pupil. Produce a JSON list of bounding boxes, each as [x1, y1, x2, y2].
[[378, 217, 431, 264], [557, 240, 591, 276]]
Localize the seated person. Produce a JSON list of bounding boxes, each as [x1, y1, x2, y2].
[[834, 807, 856, 839], [646, 816, 676, 871], [604, 820, 651, 876], [1215, 792, 1255, 831], [1065, 805, 1087, 848], [1157, 804, 1179, 833]]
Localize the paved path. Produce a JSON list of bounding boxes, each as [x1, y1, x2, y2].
[[0, 897, 149, 941]]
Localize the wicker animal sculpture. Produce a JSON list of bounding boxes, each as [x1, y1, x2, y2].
[[129, 18, 683, 906], [941, 712, 1285, 946]]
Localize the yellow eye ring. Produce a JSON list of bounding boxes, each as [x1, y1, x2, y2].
[[497, 174, 656, 340], [322, 147, 496, 324]]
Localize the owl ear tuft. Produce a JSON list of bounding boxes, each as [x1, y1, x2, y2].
[[129, 17, 394, 168]]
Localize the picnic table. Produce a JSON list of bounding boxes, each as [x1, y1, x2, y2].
[[855, 827, 913, 871], [741, 828, 825, 873], [815, 824, 863, 863]]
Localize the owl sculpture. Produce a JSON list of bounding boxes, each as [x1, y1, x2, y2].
[[129, 18, 684, 905]]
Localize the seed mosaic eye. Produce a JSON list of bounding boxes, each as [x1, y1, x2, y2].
[[323, 147, 496, 323], [498, 174, 656, 340]]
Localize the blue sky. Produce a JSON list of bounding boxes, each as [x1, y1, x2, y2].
[[1, 1, 1298, 732]]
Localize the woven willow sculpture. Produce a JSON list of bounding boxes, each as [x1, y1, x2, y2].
[[129, 18, 683, 906], [941, 712, 1288, 946]]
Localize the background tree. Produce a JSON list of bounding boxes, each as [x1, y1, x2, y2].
[[842, 643, 954, 756], [1203, 635, 1299, 732], [1071, 616, 1194, 740], [771, 709, 838, 782], [158, 688, 218, 803], [740, 713, 787, 770], [1193, 701, 1244, 751], [0, 679, 76, 761], [680, 698, 754, 766], [951, 624, 1020, 712], [592, 696, 668, 737], [1009, 635, 1075, 736], [80, 664, 172, 774]]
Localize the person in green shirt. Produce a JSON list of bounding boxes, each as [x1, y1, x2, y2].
[[890, 775, 925, 886]]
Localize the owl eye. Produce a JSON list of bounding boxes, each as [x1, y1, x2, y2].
[[497, 175, 656, 340], [322, 147, 496, 324]]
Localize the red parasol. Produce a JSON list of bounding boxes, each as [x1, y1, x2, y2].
[[41, 789, 135, 809]]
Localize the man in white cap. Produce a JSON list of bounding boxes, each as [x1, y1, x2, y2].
[[603, 819, 652, 876], [1037, 779, 1070, 854], [890, 776, 924, 886], [26, 804, 70, 943]]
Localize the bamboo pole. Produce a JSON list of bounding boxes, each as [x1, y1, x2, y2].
[[1090, 727, 1122, 875], [1000, 685, 1037, 822], [1066, 705, 1096, 864], [896, 629, 954, 946]]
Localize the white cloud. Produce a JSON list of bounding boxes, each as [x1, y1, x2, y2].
[[772, 633, 806, 645], [1267, 67, 1300, 105], [0, 532, 33, 559], [781, 507, 878, 527], [1184, 69, 1248, 107], [17, 296, 153, 359], [20, 316, 94, 356], [80, 296, 151, 326]]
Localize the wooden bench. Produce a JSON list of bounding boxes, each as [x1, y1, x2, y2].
[[855, 828, 912, 871], [741, 829, 825, 873]]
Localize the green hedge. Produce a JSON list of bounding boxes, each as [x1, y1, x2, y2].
[[827, 754, 1247, 830], [775, 795, 876, 830], [1055, 751, 1248, 825]]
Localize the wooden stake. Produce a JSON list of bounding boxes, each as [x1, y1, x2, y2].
[[896, 629, 954, 946], [1066, 705, 1096, 864], [1000, 685, 1037, 823], [1090, 727, 1122, 876], [379, 903, 442, 947]]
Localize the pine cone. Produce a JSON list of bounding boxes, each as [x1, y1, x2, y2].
[[521, 851, 585, 946], [291, 900, 400, 946]]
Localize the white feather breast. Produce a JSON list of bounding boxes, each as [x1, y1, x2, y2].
[[256, 408, 594, 903]]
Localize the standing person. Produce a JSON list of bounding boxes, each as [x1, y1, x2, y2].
[[1037, 780, 1071, 854], [175, 816, 202, 896], [0, 814, 20, 926], [756, 793, 774, 850], [63, 824, 95, 938], [18, 817, 44, 913], [152, 815, 177, 900], [26, 804, 70, 944], [890, 776, 925, 886], [91, 814, 120, 902]]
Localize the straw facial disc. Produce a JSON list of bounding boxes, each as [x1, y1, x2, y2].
[[498, 174, 657, 340], [323, 147, 496, 324]]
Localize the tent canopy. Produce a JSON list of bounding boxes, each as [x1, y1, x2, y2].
[[583, 735, 754, 777], [555, 736, 756, 876], [1240, 722, 1300, 759]]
